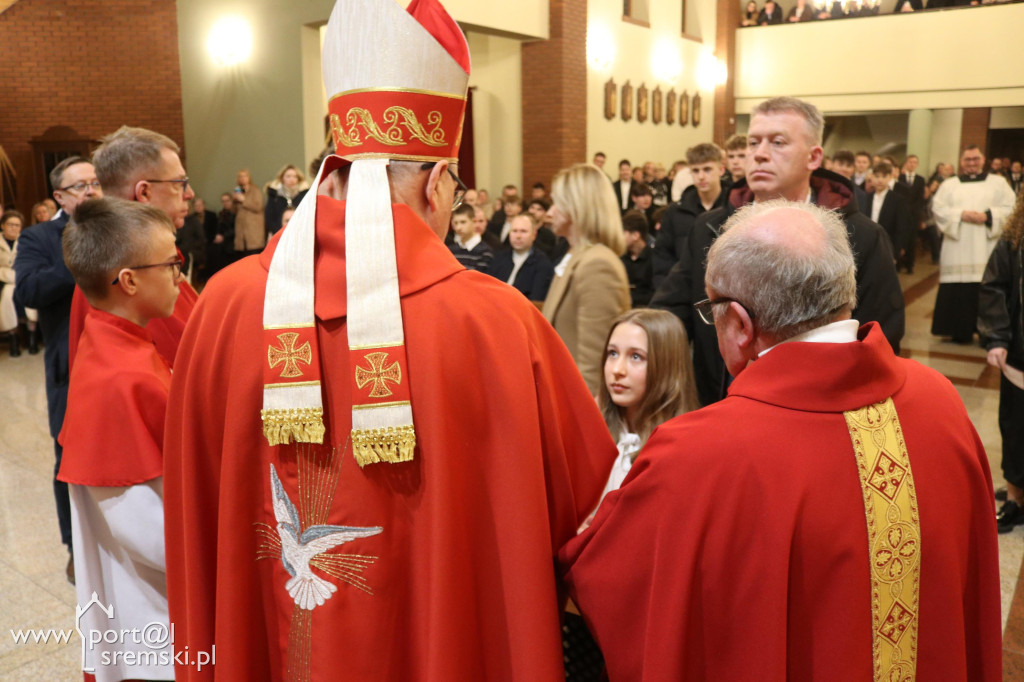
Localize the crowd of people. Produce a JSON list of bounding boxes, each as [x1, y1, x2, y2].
[[0, 0, 1021, 672], [740, 0, 1013, 25]]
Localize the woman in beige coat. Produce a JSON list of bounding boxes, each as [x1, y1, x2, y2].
[[542, 163, 631, 395], [233, 168, 265, 255]]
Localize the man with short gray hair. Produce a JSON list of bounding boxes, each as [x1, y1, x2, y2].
[[652, 96, 904, 406], [561, 200, 1001, 682]]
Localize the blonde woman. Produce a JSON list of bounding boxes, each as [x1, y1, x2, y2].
[[264, 164, 310, 236], [543, 163, 631, 395]]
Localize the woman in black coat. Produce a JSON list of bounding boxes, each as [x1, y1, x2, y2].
[[264, 164, 310, 237]]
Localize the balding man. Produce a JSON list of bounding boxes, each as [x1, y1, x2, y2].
[[68, 126, 198, 369], [487, 213, 555, 301], [562, 201, 1001, 682]]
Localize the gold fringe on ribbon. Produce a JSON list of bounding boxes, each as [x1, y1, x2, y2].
[[351, 425, 416, 467], [261, 408, 326, 446]]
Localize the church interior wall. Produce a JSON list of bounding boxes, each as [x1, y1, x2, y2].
[[992, 107, 1024, 130], [176, 0, 545, 206], [466, 31, 525, 197], [176, 0, 336, 206], [585, 0, 720, 173]]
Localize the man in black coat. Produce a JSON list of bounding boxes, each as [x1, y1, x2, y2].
[[651, 97, 904, 406], [13, 156, 102, 582], [653, 143, 729, 297], [869, 161, 914, 272], [487, 215, 554, 301]]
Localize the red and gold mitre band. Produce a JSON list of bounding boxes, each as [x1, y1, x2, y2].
[[328, 88, 467, 162]]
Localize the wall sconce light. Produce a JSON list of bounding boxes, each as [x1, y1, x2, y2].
[[208, 16, 253, 67], [587, 23, 616, 72], [651, 40, 683, 82], [697, 51, 727, 91]]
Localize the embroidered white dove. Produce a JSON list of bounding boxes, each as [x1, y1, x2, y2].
[[270, 464, 382, 610]]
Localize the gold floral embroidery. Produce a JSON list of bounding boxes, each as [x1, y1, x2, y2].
[[330, 106, 447, 148], [845, 398, 921, 682]]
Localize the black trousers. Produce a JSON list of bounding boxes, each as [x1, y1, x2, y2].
[[53, 439, 72, 549], [1001, 373, 1024, 490]]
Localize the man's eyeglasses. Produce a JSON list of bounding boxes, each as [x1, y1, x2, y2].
[[111, 258, 185, 285], [420, 163, 467, 210], [145, 177, 191, 193], [694, 297, 756, 326], [58, 180, 102, 195]]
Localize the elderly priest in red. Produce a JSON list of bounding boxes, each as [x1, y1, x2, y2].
[[561, 200, 1001, 681], [162, 0, 616, 680]]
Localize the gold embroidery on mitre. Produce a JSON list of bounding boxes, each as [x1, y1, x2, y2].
[[268, 332, 313, 379], [845, 398, 921, 682], [355, 352, 402, 398], [332, 107, 447, 148]]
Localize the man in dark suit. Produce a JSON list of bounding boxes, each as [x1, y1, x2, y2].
[[870, 161, 914, 272], [1008, 161, 1023, 196], [487, 215, 554, 301], [14, 156, 102, 583], [853, 151, 871, 191], [612, 159, 634, 215], [898, 155, 927, 273], [830, 149, 871, 216]]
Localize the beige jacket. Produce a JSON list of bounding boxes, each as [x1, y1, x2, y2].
[[234, 185, 265, 252], [542, 242, 630, 395]]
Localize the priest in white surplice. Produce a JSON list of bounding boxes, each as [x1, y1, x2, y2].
[[931, 145, 1016, 342]]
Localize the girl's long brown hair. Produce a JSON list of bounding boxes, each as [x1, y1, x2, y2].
[[598, 309, 700, 451], [1002, 191, 1024, 250]]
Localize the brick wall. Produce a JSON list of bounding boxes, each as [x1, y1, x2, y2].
[[0, 0, 184, 215], [521, 0, 588, 193], [960, 108, 991, 160]]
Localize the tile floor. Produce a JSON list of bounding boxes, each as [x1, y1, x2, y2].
[[0, 260, 1021, 679]]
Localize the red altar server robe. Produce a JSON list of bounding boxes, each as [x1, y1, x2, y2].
[[164, 196, 617, 681], [67, 273, 196, 371], [60, 308, 169, 485], [561, 323, 1002, 682]]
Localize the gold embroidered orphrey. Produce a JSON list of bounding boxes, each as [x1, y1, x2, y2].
[[845, 398, 921, 682], [268, 332, 313, 379], [355, 351, 402, 398], [330, 106, 447, 148]]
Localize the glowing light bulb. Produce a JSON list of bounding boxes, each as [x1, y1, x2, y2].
[[208, 16, 253, 67], [651, 40, 683, 82], [587, 23, 616, 72]]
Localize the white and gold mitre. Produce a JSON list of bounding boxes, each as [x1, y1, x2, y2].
[[323, 0, 471, 163], [260, 0, 471, 468]]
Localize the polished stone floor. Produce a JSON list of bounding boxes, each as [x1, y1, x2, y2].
[[0, 260, 1020, 679]]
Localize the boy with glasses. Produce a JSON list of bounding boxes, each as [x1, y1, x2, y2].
[[58, 197, 180, 681]]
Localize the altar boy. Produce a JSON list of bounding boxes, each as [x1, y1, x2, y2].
[[58, 197, 179, 682]]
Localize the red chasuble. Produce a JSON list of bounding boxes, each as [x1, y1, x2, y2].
[[68, 274, 196, 372], [560, 324, 1002, 682], [58, 308, 170, 487], [163, 196, 617, 681]]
